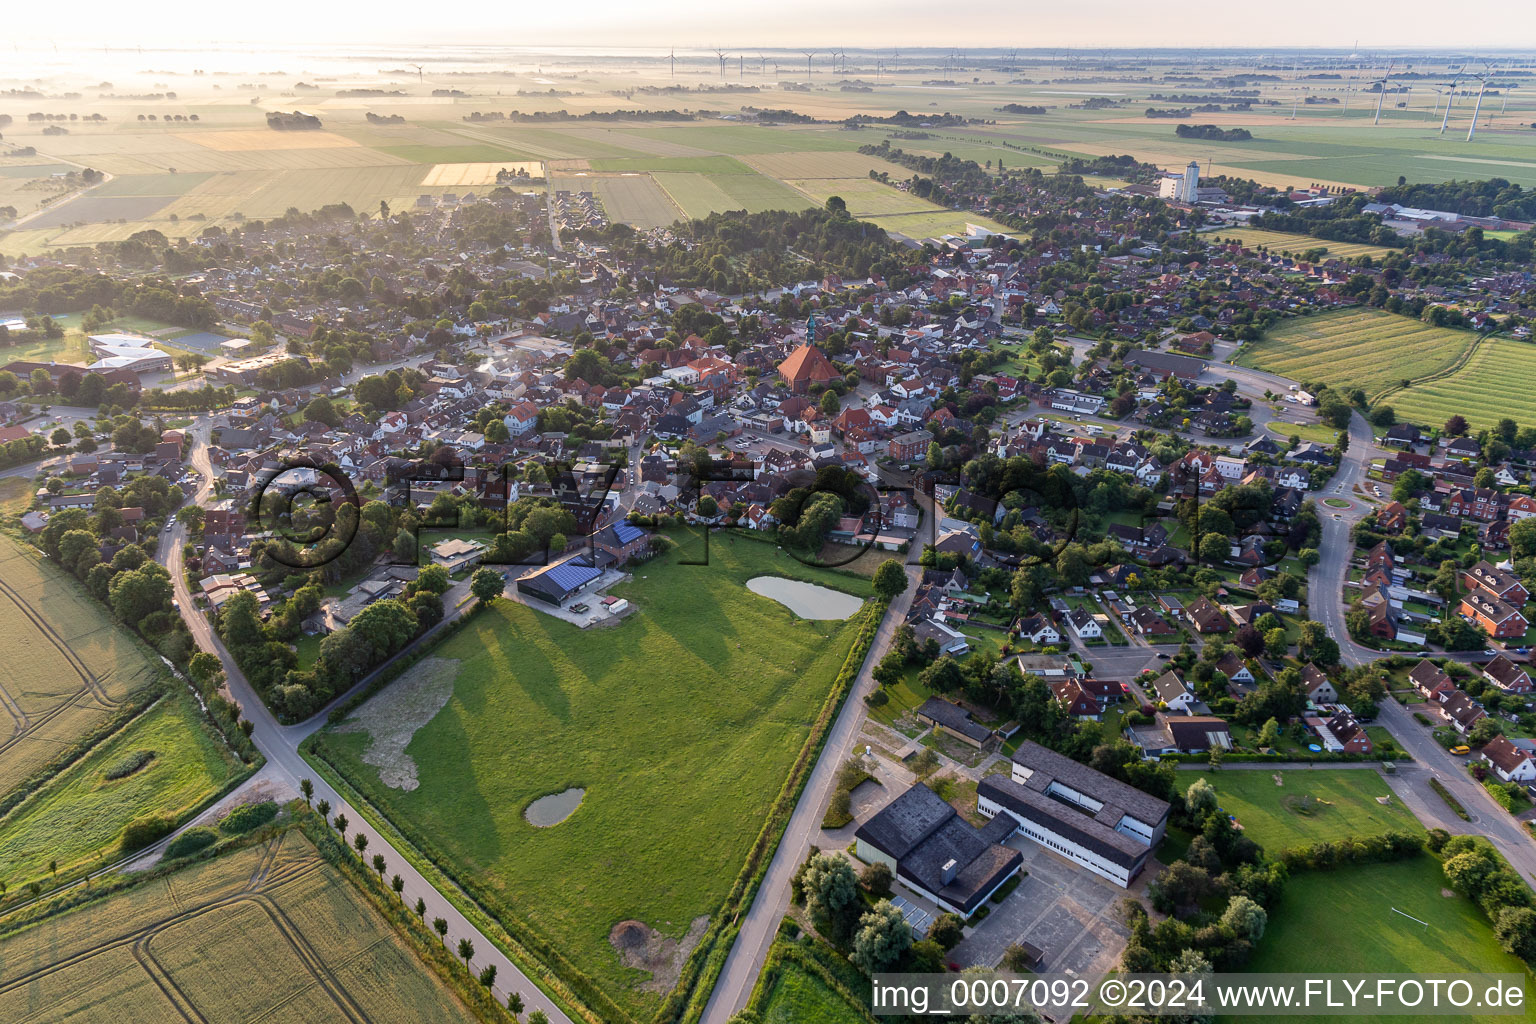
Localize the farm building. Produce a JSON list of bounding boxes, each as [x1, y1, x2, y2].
[[517, 558, 603, 606]]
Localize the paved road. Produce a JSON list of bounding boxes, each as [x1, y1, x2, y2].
[[701, 559, 922, 1024], [1310, 410, 1536, 882], [156, 417, 575, 1023]]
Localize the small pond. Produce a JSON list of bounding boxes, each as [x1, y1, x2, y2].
[[746, 576, 863, 620], [524, 787, 585, 827]]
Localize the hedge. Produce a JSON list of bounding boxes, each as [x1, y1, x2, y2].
[[164, 827, 218, 859], [1429, 777, 1471, 820], [219, 800, 279, 835]]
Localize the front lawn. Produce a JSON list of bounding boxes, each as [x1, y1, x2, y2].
[[1239, 856, 1532, 1024], [1177, 768, 1421, 852], [307, 535, 875, 1021]]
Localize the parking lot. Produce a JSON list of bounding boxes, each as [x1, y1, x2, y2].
[[949, 836, 1142, 978]]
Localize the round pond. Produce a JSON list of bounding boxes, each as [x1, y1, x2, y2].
[[524, 787, 585, 827]]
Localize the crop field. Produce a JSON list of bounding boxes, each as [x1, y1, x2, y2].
[[1240, 856, 1532, 1024], [553, 172, 681, 229], [310, 535, 875, 1020], [0, 829, 480, 1024], [1234, 308, 1477, 399], [0, 690, 242, 888], [1206, 227, 1398, 260], [421, 160, 545, 186], [652, 169, 812, 219], [1176, 769, 1421, 852], [377, 143, 535, 165], [1388, 338, 1536, 432], [0, 536, 163, 796]]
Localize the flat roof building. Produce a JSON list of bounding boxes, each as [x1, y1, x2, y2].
[[975, 740, 1170, 887], [854, 783, 1023, 916]]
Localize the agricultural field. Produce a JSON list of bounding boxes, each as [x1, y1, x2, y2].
[[553, 172, 681, 229], [1240, 856, 1532, 1024], [308, 534, 875, 1020], [651, 169, 812, 219], [0, 535, 164, 795], [0, 828, 481, 1024], [1177, 768, 1421, 852], [1387, 337, 1536, 432], [1234, 308, 1478, 401], [1206, 226, 1398, 260], [0, 690, 243, 889]]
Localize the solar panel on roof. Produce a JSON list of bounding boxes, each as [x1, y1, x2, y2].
[[546, 560, 601, 591], [612, 522, 645, 545]]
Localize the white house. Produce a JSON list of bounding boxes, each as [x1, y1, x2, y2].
[[1481, 735, 1536, 784]]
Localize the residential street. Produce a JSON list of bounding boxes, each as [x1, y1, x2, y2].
[[1311, 410, 1536, 883]]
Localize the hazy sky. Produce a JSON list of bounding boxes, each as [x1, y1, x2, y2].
[[8, 0, 1536, 49]]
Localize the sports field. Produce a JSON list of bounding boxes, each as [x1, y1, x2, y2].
[[1177, 768, 1421, 852], [1240, 856, 1532, 1024], [1209, 227, 1398, 261], [1234, 308, 1477, 400], [0, 535, 164, 795], [1387, 337, 1536, 432], [0, 829, 480, 1024], [309, 535, 875, 1020], [0, 690, 243, 888]]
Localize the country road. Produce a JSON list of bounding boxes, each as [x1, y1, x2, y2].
[[155, 416, 575, 1024]]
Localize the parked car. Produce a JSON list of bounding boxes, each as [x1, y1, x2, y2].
[[1450, 745, 1471, 755]]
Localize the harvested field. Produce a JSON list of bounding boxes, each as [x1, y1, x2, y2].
[[0, 830, 480, 1024], [421, 160, 544, 186], [181, 129, 363, 151], [652, 170, 811, 218]]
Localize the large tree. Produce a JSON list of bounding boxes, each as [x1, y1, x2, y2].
[[850, 900, 912, 976], [872, 559, 908, 600]]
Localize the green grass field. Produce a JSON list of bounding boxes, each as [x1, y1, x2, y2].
[[553, 173, 682, 229], [1387, 337, 1536, 432], [310, 535, 875, 1020], [1235, 308, 1478, 400], [0, 690, 242, 888], [1208, 227, 1398, 260], [761, 965, 869, 1024], [1178, 768, 1421, 852], [1239, 856, 1532, 1024], [0, 828, 480, 1023]]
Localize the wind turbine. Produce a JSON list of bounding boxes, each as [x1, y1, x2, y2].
[[1466, 63, 1492, 142], [668, 48, 675, 79], [1371, 59, 1395, 125], [803, 50, 816, 79], [759, 52, 767, 77], [715, 49, 728, 81], [411, 63, 424, 84], [1439, 69, 1463, 134]]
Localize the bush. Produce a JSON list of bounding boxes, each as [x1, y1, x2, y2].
[[103, 749, 156, 780], [219, 800, 279, 835], [120, 812, 176, 851], [164, 826, 218, 859]]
